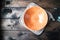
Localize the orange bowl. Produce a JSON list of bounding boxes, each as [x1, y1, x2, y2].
[[24, 6, 48, 31]]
